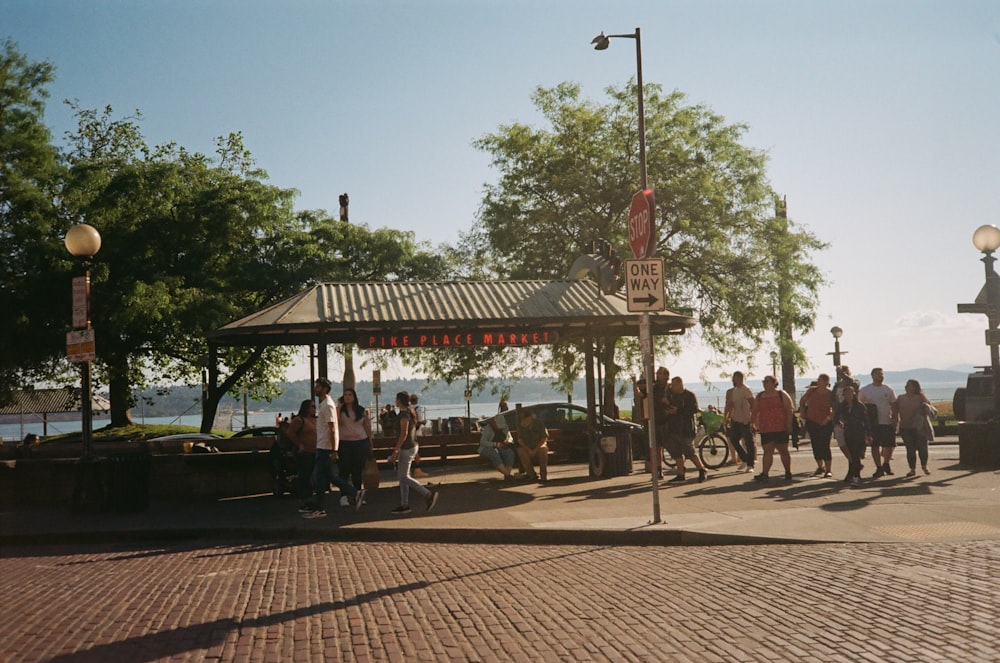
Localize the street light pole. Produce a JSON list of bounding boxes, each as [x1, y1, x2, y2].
[[593, 27, 660, 522], [969, 224, 1000, 417], [65, 223, 102, 459], [829, 326, 845, 369], [770, 350, 779, 377]]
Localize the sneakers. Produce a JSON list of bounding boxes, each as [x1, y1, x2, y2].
[[737, 462, 746, 472], [754, 472, 769, 482], [883, 463, 894, 476], [301, 509, 327, 519], [425, 486, 440, 512], [823, 472, 832, 478], [698, 469, 707, 483], [298, 503, 317, 513], [745, 465, 755, 474], [354, 489, 366, 512], [339, 495, 350, 507], [813, 467, 825, 477], [873, 467, 885, 479], [391, 505, 412, 515], [851, 476, 861, 486], [668, 474, 686, 483], [784, 471, 793, 481]]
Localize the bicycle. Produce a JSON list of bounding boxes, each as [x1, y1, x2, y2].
[[659, 409, 732, 470]]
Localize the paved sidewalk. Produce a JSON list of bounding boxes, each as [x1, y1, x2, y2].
[[2, 440, 998, 547]]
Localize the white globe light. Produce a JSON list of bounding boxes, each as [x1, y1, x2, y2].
[[65, 224, 102, 258], [972, 224, 1000, 253], [830, 326, 843, 339]]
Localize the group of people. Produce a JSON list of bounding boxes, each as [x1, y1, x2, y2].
[[286, 379, 438, 519], [634, 368, 714, 482], [477, 407, 550, 482], [798, 366, 937, 485], [634, 365, 937, 487]]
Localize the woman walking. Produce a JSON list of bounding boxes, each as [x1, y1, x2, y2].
[[753, 375, 795, 482], [338, 388, 373, 498], [896, 379, 935, 477], [283, 399, 317, 512], [836, 385, 871, 485], [389, 391, 439, 515]]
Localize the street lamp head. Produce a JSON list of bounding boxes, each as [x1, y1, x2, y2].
[[591, 32, 610, 50], [830, 326, 843, 339], [972, 224, 1000, 254], [769, 350, 778, 360], [65, 223, 102, 258]]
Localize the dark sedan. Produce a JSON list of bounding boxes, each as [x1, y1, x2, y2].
[[483, 402, 643, 464]]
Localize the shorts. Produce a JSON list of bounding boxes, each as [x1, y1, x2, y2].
[[870, 424, 896, 448], [665, 432, 696, 459], [760, 431, 789, 445]]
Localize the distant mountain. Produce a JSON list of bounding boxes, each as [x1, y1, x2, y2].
[[883, 368, 969, 386]]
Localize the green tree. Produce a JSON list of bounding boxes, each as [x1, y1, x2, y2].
[[0, 41, 68, 403], [59, 105, 313, 427], [469, 81, 826, 399]]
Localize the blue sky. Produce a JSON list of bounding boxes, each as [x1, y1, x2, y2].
[[6, 0, 1000, 385]]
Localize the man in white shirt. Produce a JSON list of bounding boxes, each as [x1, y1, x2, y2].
[[304, 378, 364, 519], [858, 367, 898, 478], [724, 371, 756, 473]]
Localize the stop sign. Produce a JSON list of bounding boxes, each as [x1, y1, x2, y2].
[[628, 188, 656, 259]]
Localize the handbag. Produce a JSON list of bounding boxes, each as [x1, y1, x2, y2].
[[363, 456, 380, 490]]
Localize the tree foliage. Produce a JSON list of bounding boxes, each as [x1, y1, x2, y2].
[[468, 81, 826, 391], [0, 41, 67, 403]]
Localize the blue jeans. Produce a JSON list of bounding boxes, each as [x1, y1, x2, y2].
[[313, 448, 357, 510], [397, 445, 430, 507], [479, 445, 515, 469], [295, 451, 315, 501], [339, 438, 371, 490], [727, 422, 755, 465]]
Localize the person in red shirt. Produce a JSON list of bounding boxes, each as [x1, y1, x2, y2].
[[753, 375, 795, 482], [799, 374, 835, 478]]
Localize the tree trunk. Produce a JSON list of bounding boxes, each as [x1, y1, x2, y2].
[[600, 341, 620, 419], [107, 359, 134, 427], [200, 345, 265, 433]]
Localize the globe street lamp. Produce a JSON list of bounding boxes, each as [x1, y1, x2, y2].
[[770, 350, 779, 377], [960, 224, 1000, 418], [828, 326, 845, 369], [65, 223, 102, 460]]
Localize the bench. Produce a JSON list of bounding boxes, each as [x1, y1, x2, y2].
[[370, 433, 483, 467]]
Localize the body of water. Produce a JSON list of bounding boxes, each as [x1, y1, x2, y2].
[[1, 384, 962, 443]]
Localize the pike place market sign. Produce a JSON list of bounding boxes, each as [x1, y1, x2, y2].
[[359, 330, 559, 350]]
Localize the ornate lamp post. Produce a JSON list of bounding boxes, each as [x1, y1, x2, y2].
[[770, 350, 779, 376], [828, 326, 845, 369], [961, 224, 1000, 418], [65, 223, 102, 459]]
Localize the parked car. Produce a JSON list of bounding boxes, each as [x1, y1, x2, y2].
[[146, 433, 223, 443], [953, 368, 996, 422], [231, 426, 282, 439], [481, 402, 643, 464]]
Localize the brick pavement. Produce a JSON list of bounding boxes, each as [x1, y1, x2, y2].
[[2, 539, 998, 662]]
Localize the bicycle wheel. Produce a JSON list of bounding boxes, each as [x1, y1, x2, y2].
[[698, 432, 730, 469], [661, 446, 676, 469]]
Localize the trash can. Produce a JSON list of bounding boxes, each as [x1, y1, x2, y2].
[[590, 430, 633, 478], [106, 453, 151, 513]]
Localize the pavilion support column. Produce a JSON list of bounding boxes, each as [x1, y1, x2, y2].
[[317, 341, 329, 381], [584, 336, 597, 431]]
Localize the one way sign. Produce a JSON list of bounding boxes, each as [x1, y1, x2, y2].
[[624, 259, 665, 313]]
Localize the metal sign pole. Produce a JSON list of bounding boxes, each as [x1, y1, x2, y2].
[[639, 315, 660, 523]]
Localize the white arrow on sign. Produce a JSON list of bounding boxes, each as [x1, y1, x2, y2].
[[624, 259, 666, 313]]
